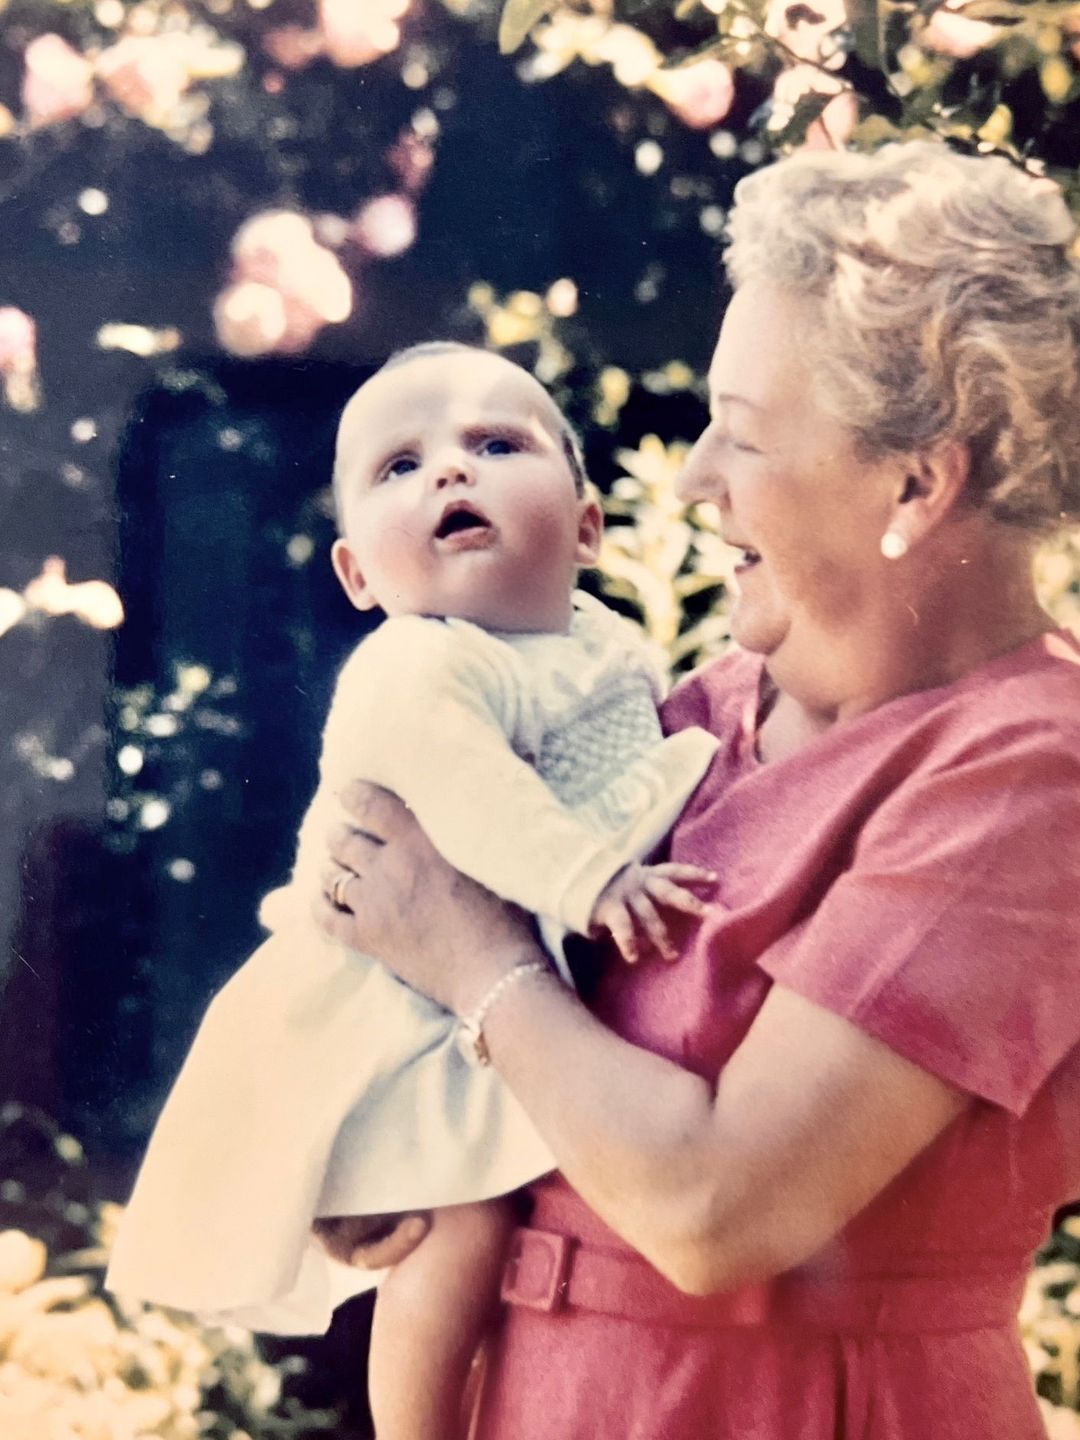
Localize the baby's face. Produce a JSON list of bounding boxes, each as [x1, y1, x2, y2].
[[331, 353, 601, 633]]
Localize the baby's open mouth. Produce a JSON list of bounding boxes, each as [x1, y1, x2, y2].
[[435, 503, 492, 539]]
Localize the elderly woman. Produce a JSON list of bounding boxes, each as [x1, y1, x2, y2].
[[318, 142, 1080, 1438]]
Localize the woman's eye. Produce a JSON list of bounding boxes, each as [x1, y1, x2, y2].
[[714, 429, 757, 455], [478, 435, 520, 457]]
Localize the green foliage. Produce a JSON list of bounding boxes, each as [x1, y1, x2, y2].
[[0, 1106, 340, 1440], [499, 0, 564, 53], [497, 0, 1080, 200], [1025, 1219, 1080, 1434]]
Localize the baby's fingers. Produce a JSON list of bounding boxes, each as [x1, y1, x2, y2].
[[607, 904, 641, 965], [629, 893, 677, 962], [644, 876, 711, 918], [649, 862, 718, 888]]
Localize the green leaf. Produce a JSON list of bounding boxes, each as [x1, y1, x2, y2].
[[850, 113, 905, 147], [674, 571, 728, 599], [658, 37, 728, 69], [769, 88, 837, 148], [498, 0, 561, 55], [848, 0, 885, 68]]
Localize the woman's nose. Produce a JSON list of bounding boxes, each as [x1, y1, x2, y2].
[[674, 433, 724, 507]]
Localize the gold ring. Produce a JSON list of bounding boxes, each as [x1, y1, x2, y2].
[[331, 871, 353, 911]]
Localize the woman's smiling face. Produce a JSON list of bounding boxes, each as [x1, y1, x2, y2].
[[677, 282, 903, 702]]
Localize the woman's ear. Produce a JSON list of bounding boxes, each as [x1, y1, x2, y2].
[[889, 438, 970, 549], [575, 495, 604, 566], [331, 538, 379, 611]]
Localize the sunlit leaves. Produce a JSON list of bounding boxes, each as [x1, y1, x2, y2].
[[1036, 531, 1080, 637], [496, 0, 1080, 177], [0, 557, 124, 644], [0, 1105, 339, 1440], [600, 434, 736, 670], [499, 0, 564, 54]]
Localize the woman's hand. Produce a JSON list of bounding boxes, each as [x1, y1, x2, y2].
[[313, 780, 543, 1016]]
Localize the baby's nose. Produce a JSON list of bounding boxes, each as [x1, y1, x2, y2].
[[433, 452, 475, 487]]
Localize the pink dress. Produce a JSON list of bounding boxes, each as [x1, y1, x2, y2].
[[472, 631, 1080, 1439]]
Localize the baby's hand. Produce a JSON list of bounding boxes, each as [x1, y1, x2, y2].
[[590, 861, 717, 964]]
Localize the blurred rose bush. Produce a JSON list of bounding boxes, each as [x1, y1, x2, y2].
[[0, 1218, 338, 1439], [1024, 1217, 1080, 1431], [3, 1099, 1080, 1436], [0, 1108, 337, 1440], [215, 211, 354, 358]]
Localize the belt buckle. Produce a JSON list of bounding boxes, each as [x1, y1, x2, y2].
[[500, 1228, 573, 1313]]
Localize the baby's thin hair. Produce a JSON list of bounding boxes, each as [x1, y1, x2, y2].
[[331, 342, 587, 526]]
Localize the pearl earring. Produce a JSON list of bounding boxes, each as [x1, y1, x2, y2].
[[880, 529, 909, 561]]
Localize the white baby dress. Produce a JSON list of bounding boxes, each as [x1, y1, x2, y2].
[[106, 593, 717, 1334]]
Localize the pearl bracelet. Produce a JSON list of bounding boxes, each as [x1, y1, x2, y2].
[[458, 960, 551, 1067]]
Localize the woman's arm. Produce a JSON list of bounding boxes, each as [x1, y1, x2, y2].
[[480, 975, 963, 1293], [318, 784, 966, 1296]]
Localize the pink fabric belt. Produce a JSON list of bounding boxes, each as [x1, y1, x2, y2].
[[499, 1225, 1026, 1334]]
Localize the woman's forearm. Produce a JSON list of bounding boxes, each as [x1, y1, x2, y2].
[[319, 786, 966, 1294], [479, 957, 780, 1293], [477, 952, 965, 1296]]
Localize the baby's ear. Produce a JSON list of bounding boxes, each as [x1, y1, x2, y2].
[[575, 494, 604, 566], [331, 539, 378, 611]]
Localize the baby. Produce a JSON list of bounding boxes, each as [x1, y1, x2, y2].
[[106, 344, 718, 1439]]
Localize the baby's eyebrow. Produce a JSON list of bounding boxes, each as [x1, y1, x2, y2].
[[460, 416, 551, 446], [461, 414, 538, 433], [354, 436, 418, 485]]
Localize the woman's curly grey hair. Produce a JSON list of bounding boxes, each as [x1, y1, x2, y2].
[[725, 142, 1080, 533]]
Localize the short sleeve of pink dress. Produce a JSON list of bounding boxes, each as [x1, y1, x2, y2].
[[471, 631, 1080, 1440]]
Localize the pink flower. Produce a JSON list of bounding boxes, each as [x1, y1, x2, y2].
[[387, 131, 435, 195], [318, 0, 409, 68], [771, 64, 857, 149], [0, 308, 36, 376], [22, 34, 94, 128], [97, 36, 191, 120], [219, 211, 353, 356], [213, 282, 311, 358], [801, 88, 858, 148], [352, 194, 417, 258], [231, 211, 315, 289], [765, 0, 848, 66], [653, 58, 734, 129], [0, 307, 38, 411], [262, 26, 325, 72], [232, 211, 351, 322]]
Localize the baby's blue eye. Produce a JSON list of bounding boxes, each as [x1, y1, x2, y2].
[[383, 455, 419, 480], [479, 436, 519, 457]]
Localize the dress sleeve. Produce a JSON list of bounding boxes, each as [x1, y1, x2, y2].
[[758, 723, 1080, 1115]]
